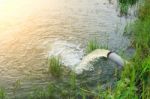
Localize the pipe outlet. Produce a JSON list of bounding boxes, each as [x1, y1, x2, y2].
[[107, 52, 125, 67]]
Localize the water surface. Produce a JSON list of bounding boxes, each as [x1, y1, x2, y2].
[[0, 0, 131, 97]]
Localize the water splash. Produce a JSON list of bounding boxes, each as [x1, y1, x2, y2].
[[49, 40, 84, 69], [49, 41, 114, 74], [75, 49, 110, 74]]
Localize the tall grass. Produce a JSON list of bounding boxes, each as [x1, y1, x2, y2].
[[108, 0, 150, 98], [70, 72, 77, 90], [86, 39, 100, 54], [29, 83, 56, 99], [118, 0, 139, 15], [48, 56, 62, 77], [86, 39, 108, 54], [119, 0, 138, 5]]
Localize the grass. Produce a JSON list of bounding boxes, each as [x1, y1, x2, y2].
[[12, 79, 21, 97], [119, 3, 129, 15], [69, 72, 77, 90], [85, 0, 150, 98], [48, 56, 62, 77], [29, 84, 56, 99], [108, 0, 150, 98], [86, 39, 100, 54], [119, 0, 138, 5], [118, 0, 139, 15], [29, 72, 79, 99], [0, 88, 5, 99], [86, 39, 108, 54]]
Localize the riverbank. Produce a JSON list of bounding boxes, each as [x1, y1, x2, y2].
[[106, 0, 150, 98]]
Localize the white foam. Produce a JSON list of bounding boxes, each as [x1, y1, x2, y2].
[[49, 41, 110, 74], [74, 49, 110, 74], [49, 41, 84, 69]]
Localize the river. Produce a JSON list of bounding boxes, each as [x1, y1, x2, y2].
[[0, 0, 132, 98]]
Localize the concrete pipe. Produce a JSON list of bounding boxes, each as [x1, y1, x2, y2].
[[107, 51, 125, 67]]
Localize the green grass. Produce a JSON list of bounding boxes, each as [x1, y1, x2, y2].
[[0, 88, 5, 99], [48, 56, 62, 77], [29, 73, 79, 99], [119, 0, 138, 5], [108, 0, 150, 98], [119, 3, 129, 15], [86, 39, 108, 54], [29, 84, 56, 99], [86, 39, 100, 54], [69, 72, 77, 90], [85, 0, 150, 98], [118, 0, 139, 15]]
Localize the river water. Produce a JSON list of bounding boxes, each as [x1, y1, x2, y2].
[[0, 0, 132, 98]]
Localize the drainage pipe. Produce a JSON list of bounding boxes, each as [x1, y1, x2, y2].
[[107, 51, 125, 67]]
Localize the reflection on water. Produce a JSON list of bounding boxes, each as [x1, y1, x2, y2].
[[0, 0, 131, 97]]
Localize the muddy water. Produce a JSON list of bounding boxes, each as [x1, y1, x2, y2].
[[0, 0, 131, 98]]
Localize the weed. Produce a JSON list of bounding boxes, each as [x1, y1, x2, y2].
[[118, 0, 138, 15], [70, 72, 77, 90], [12, 79, 21, 98], [0, 88, 5, 99], [86, 39, 108, 54], [48, 56, 62, 77]]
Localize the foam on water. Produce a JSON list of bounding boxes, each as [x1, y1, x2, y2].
[[49, 42, 110, 74], [75, 49, 110, 74], [49, 40, 84, 69]]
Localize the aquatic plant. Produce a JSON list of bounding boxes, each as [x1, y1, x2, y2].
[[118, 0, 139, 15], [0, 88, 5, 99], [86, 39, 100, 54], [86, 39, 108, 54], [69, 72, 77, 90], [93, 0, 150, 98], [48, 56, 62, 77], [29, 84, 56, 99], [12, 79, 21, 97], [119, 0, 138, 5], [119, 3, 129, 15]]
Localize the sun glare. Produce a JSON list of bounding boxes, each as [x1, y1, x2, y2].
[[0, 0, 5, 6]]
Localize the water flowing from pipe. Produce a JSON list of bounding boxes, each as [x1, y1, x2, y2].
[[75, 49, 110, 74]]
